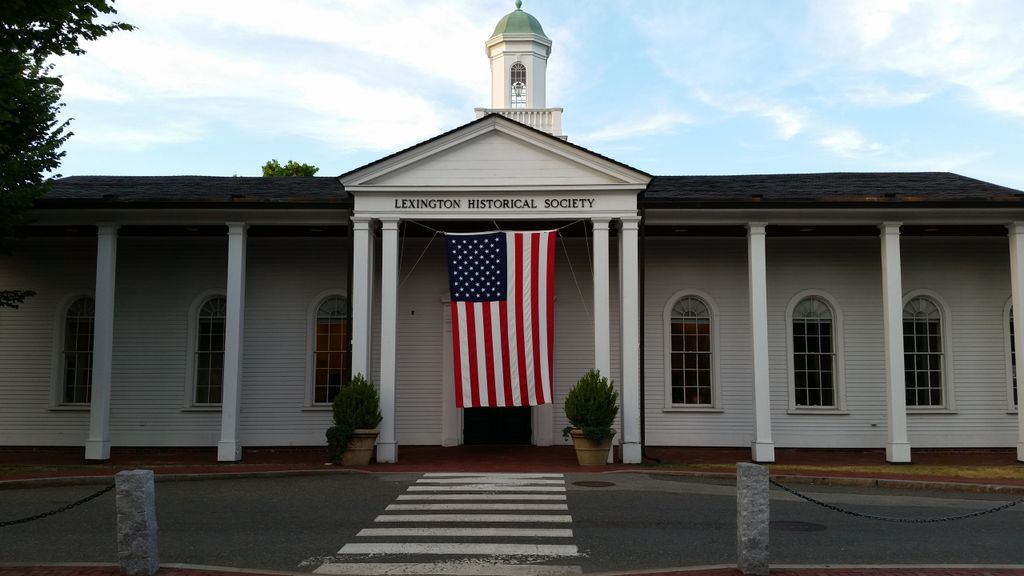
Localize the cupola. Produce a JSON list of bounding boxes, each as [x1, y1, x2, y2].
[[476, 1, 564, 138]]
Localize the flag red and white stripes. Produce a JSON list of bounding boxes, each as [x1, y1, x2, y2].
[[447, 230, 555, 408]]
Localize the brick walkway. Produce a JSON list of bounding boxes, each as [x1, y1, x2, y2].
[[2, 446, 1022, 486]]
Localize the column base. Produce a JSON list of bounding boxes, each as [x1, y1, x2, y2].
[[217, 440, 242, 462], [886, 441, 912, 463], [622, 442, 642, 464], [751, 441, 775, 463], [84, 439, 111, 461], [376, 442, 398, 463]]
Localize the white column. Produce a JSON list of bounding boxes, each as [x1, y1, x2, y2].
[[1008, 223, 1024, 461], [218, 223, 247, 462], [592, 218, 611, 378], [350, 216, 375, 378], [880, 222, 911, 463], [377, 218, 400, 463], [747, 223, 775, 463], [618, 216, 642, 464], [85, 224, 119, 461]]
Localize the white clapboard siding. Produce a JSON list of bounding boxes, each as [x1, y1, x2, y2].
[[107, 237, 228, 445], [0, 238, 97, 445], [901, 236, 1016, 447], [238, 237, 349, 445], [643, 238, 755, 447], [766, 237, 888, 447], [368, 132, 624, 188], [1, 232, 1019, 450], [393, 238, 447, 445]]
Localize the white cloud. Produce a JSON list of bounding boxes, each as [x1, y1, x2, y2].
[[72, 119, 206, 152], [815, 128, 885, 158], [842, 84, 932, 107], [578, 111, 693, 143], [694, 90, 807, 140], [53, 0, 513, 154], [810, 0, 1024, 116]]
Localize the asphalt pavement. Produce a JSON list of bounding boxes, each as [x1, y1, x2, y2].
[[3, 471, 1024, 575]]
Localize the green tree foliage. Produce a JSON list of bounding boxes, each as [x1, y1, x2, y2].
[[0, 1, 133, 307], [262, 159, 320, 177], [562, 368, 619, 442], [326, 374, 382, 462]]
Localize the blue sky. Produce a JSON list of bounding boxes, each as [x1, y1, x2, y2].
[[53, 0, 1024, 190]]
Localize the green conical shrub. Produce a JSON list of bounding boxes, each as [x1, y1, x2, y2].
[[562, 369, 619, 442]]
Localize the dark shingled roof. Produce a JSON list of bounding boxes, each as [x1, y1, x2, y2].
[[41, 176, 350, 208], [39, 171, 1024, 210], [643, 172, 1024, 207]]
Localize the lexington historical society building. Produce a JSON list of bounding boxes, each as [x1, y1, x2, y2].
[[4, 4, 1024, 465]]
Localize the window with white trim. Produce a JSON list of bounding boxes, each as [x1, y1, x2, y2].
[[792, 297, 837, 408], [903, 295, 944, 407], [61, 297, 95, 405], [1010, 305, 1017, 407], [668, 295, 713, 406], [510, 62, 527, 108], [193, 296, 226, 405], [313, 295, 351, 404]]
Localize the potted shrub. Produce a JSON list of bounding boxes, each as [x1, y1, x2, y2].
[[326, 373, 382, 465], [562, 368, 619, 466]]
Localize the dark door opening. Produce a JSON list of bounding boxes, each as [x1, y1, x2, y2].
[[463, 406, 532, 445]]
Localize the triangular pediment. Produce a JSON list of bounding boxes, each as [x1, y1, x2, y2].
[[340, 115, 650, 192]]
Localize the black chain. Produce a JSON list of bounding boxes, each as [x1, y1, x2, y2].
[[769, 478, 1024, 523], [0, 484, 114, 528]]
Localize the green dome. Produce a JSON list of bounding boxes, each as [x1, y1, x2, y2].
[[490, 1, 548, 39]]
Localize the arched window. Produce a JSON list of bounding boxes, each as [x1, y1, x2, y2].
[[903, 295, 944, 407], [669, 295, 713, 406], [62, 297, 95, 404], [314, 295, 351, 404], [791, 297, 836, 408], [1009, 304, 1017, 407], [510, 62, 527, 108], [193, 296, 226, 405]]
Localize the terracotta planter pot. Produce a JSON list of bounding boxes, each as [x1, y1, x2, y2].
[[341, 429, 379, 466], [569, 429, 614, 466]]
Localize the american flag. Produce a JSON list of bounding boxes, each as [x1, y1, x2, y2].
[[446, 230, 556, 408]]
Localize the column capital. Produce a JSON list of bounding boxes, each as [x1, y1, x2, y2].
[[619, 215, 641, 230], [1007, 222, 1024, 236], [96, 223, 120, 234], [226, 222, 249, 234], [591, 217, 611, 230], [746, 222, 767, 235], [351, 215, 374, 229], [879, 222, 902, 234], [380, 217, 400, 230]]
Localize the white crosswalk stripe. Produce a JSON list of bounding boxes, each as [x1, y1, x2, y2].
[[396, 494, 566, 501], [386, 503, 568, 511], [313, 473, 582, 576], [356, 528, 573, 537], [408, 485, 566, 492]]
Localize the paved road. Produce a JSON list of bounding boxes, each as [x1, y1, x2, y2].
[[2, 472, 1023, 573]]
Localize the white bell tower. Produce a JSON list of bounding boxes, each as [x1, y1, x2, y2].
[[476, 1, 564, 138]]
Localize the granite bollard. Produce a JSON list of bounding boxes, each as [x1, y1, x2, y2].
[[115, 469, 159, 576], [736, 462, 769, 576]]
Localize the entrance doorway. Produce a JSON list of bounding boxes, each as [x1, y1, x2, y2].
[[463, 406, 532, 444]]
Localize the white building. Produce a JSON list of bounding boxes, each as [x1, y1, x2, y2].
[[4, 3, 1024, 465]]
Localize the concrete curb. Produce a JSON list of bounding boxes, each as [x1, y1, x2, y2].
[[3, 466, 1024, 495]]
